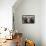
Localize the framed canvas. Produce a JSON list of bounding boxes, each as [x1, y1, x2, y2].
[[22, 15, 35, 24]]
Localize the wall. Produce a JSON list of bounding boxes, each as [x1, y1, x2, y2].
[[41, 0, 46, 46], [0, 0, 16, 30], [13, 0, 41, 46]]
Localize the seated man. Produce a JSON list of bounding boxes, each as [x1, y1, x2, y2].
[[15, 33, 23, 46]]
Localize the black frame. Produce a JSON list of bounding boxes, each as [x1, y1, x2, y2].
[[22, 15, 35, 24]]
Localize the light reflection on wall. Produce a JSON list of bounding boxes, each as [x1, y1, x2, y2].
[[0, 0, 16, 30]]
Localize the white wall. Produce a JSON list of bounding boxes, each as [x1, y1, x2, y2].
[[41, 0, 46, 46], [13, 0, 41, 46], [0, 0, 16, 29]]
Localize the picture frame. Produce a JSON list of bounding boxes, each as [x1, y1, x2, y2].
[[22, 15, 35, 24]]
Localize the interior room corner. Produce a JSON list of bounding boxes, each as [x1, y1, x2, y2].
[[0, 0, 46, 46]]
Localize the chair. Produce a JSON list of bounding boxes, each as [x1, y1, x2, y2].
[[25, 40, 35, 46]]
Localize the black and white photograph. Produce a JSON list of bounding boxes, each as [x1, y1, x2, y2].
[[22, 15, 35, 24]]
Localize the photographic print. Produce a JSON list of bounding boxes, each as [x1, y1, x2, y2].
[[22, 15, 35, 24]]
